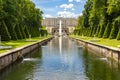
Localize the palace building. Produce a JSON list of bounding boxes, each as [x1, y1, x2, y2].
[[42, 18, 76, 35]]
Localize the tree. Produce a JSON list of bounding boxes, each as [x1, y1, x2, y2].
[[0, 0, 44, 41], [75, 0, 120, 40], [103, 22, 112, 38], [0, 21, 11, 41], [3, 0, 18, 40], [109, 16, 120, 39], [0, 0, 11, 41], [83, 0, 92, 28]]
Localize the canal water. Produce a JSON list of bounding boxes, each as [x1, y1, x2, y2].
[[0, 37, 120, 80]]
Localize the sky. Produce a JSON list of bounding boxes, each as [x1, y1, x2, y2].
[[32, 0, 87, 18]]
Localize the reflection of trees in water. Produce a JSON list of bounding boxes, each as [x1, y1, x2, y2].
[[82, 47, 120, 80], [25, 46, 42, 58], [0, 47, 43, 80]]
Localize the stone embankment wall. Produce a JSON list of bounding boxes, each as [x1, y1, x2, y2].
[[0, 37, 53, 70], [71, 38, 120, 62]]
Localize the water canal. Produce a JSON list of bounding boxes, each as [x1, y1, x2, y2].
[[0, 37, 120, 80]]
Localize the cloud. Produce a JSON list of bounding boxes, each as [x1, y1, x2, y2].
[[76, 0, 82, 2], [44, 14, 53, 18], [32, 0, 61, 4], [76, 13, 83, 17], [60, 4, 74, 9], [43, 8, 55, 12], [57, 11, 80, 18], [72, 8, 75, 11], [68, 0, 73, 2], [32, 0, 85, 18], [57, 11, 73, 17], [68, 0, 82, 3], [79, 13, 83, 16]]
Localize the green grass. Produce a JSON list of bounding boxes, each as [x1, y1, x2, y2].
[[0, 35, 52, 54], [70, 35, 120, 48]]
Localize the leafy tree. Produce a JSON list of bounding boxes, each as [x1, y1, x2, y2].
[[103, 22, 112, 38], [117, 29, 120, 40], [75, 0, 120, 41], [109, 16, 120, 39], [0, 0, 11, 41], [3, 0, 18, 40], [0, 21, 11, 41], [83, 0, 92, 28], [0, 0, 44, 41]]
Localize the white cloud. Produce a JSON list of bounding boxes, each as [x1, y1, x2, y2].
[[44, 14, 53, 18], [72, 8, 75, 11], [57, 11, 80, 18], [76, 13, 83, 17], [64, 8, 67, 11], [80, 13, 83, 16], [68, 0, 73, 2], [68, 0, 82, 3], [76, 0, 82, 2], [60, 4, 74, 9]]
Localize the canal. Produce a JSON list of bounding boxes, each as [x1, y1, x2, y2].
[[0, 37, 120, 80]]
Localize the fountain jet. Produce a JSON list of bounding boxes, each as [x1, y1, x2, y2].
[[59, 19, 62, 36]]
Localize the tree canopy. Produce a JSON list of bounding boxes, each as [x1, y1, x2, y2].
[[0, 0, 46, 41], [74, 0, 120, 40]]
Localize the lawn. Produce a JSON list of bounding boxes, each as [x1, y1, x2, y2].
[[71, 35, 120, 48], [0, 36, 52, 54]]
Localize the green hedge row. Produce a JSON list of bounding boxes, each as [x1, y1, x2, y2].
[[0, 0, 47, 41], [75, 0, 120, 40]]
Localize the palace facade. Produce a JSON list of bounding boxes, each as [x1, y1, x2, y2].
[[42, 18, 76, 34]]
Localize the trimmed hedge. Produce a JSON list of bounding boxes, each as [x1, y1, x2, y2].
[[40, 29, 48, 36], [109, 20, 119, 39], [0, 0, 44, 41], [117, 29, 120, 40], [0, 21, 11, 41], [103, 22, 112, 38]]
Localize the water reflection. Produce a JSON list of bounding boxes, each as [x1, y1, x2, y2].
[[83, 48, 120, 80], [0, 37, 120, 80], [38, 37, 89, 80], [0, 47, 42, 80]]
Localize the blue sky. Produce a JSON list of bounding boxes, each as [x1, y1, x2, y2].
[[32, 0, 87, 18]]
